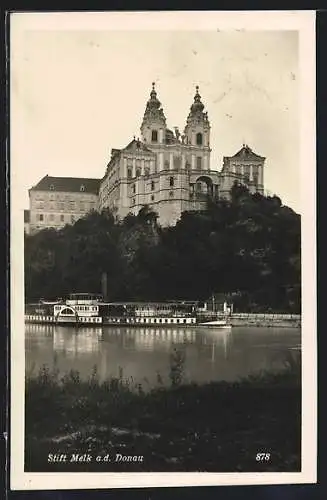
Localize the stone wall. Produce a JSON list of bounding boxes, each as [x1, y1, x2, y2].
[[230, 313, 301, 328]]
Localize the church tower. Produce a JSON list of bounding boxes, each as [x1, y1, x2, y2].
[[140, 82, 167, 145], [184, 86, 211, 171]]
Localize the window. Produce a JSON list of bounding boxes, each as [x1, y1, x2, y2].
[[70, 201, 75, 210], [60, 214, 64, 222], [169, 191, 174, 198], [169, 176, 174, 187], [127, 167, 132, 179], [196, 156, 202, 169], [132, 198, 136, 205], [49, 214, 54, 221], [49, 185, 54, 191], [151, 181, 155, 191], [80, 185, 85, 192], [132, 184, 136, 194], [151, 195, 155, 201], [80, 202, 85, 211], [173, 156, 181, 170], [136, 168, 141, 177], [151, 130, 158, 142], [59, 202, 65, 211], [145, 168, 150, 177], [39, 214, 44, 221], [164, 160, 169, 169], [196, 133, 203, 146], [253, 173, 258, 184]]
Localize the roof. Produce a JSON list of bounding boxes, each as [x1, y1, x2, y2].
[[229, 144, 265, 161], [24, 209, 30, 223], [29, 175, 101, 194], [123, 139, 153, 154]]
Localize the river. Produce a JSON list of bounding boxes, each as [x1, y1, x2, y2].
[[25, 323, 301, 388]]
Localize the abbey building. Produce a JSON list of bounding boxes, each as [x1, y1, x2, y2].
[[27, 83, 265, 233]]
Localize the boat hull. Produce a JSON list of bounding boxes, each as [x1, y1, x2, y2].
[[25, 314, 230, 328], [198, 320, 231, 328]]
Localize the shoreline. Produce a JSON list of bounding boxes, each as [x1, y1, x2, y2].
[[25, 365, 301, 473], [25, 312, 301, 329], [230, 313, 301, 328]]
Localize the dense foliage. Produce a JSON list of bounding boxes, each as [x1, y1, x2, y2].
[[25, 184, 301, 312]]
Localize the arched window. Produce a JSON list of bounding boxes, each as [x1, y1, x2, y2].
[[196, 133, 203, 146], [60, 308, 75, 316], [151, 130, 158, 142]]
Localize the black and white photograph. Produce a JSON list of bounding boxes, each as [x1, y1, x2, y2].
[[10, 11, 316, 490]]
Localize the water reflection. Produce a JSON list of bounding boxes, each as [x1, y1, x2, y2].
[[101, 327, 231, 356], [53, 328, 102, 357], [25, 324, 301, 387]]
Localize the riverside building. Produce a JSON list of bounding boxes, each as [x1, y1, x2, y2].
[[28, 176, 100, 234]]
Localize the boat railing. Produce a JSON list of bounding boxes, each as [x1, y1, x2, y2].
[[66, 299, 100, 306]]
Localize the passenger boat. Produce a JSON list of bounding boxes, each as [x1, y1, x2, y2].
[[25, 293, 231, 328]]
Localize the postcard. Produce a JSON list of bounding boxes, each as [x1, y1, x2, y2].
[[9, 10, 316, 490]]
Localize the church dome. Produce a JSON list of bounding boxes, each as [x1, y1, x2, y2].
[[190, 86, 205, 113]]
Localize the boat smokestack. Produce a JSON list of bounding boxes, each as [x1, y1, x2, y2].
[[101, 272, 108, 301]]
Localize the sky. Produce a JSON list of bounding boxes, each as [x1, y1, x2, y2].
[[11, 18, 300, 211]]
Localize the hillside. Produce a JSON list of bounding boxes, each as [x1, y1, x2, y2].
[[24, 184, 301, 313]]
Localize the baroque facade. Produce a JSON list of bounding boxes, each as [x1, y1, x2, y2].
[[99, 83, 265, 226], [26, 83, 265, 232]]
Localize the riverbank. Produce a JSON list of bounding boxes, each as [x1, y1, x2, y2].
[[230, 313, 301, 328], [25, 359, 301, 472], [24, 312, 301, 329]]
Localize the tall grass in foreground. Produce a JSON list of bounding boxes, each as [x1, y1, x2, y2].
[[26, 347, 301, 393], [25, 348, 301, 472]]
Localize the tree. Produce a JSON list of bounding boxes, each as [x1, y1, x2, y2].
[[24, 192, 301, 313]]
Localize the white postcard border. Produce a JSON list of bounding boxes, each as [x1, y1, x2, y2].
[[10, 10, 317, 490]]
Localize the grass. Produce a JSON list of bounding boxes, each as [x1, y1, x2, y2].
[[25, 350, 301, 472]]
